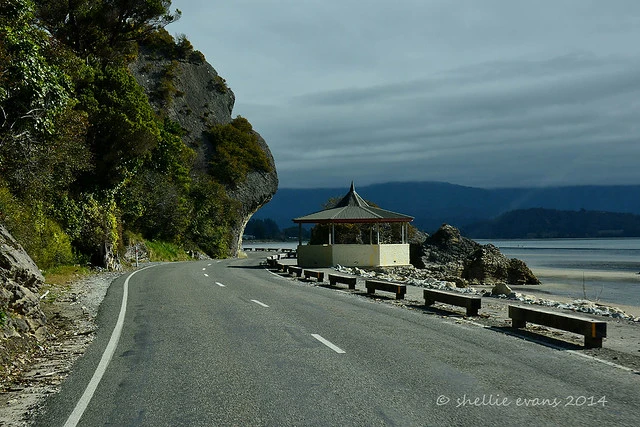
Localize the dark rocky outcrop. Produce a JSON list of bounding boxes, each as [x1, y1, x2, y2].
[[0, 225, 47, 340], [130, 45, 278, 257], [416, 224, 480, 266], [506, 258, 540, 285], [411, 224, 539, 286], [462, 244, 539, 285]]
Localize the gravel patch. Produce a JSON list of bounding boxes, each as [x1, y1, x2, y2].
[[0, 271, 121, 426]]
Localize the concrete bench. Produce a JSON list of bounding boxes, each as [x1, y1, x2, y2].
[[423, 289, 482, 316], [365, 280, 406, 299], [328, 274, 357, 290], [303, 269, 324, 282], [509, 305, 607, 348], [275, 262, 287, 272], [287, 265, 303, 277]]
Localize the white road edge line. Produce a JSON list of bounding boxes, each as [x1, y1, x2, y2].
[[251, 299, 269, 308], [263, 266, 289, 280], [216, 282, 225, 287], [311, 334, 346, 354], [64, 265, 156, 427]]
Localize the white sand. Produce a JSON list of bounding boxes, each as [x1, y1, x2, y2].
[[510, 266, 640, 317]]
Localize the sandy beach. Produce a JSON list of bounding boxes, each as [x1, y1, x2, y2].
[[510, 266, 640, 318]]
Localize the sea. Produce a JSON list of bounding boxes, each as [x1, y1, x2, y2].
[[476, 238, 640, 308], [242, 238, 640, 308]]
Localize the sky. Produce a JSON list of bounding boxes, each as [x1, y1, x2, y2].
[[167, 0, 640, 189]]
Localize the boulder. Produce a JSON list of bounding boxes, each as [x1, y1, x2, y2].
[[445, 276, 469, 288], [491, 282, 513, 296]]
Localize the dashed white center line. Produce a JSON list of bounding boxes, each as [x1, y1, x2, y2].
[[251, 299, 269, 308], [311, 334, 346, 354], [215, 282, 225, 287], [203, 273, 209, 277], [202, 268, 206, 271]]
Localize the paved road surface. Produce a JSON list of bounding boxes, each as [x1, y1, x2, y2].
[[34, 254, 639, 426]]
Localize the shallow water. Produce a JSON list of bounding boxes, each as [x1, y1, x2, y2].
[[477, 238, 640, 307], [243, 238, 640, 308]]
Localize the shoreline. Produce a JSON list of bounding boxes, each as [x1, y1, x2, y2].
[[518, 266, 640, 316], [243, 240, 640, 317]]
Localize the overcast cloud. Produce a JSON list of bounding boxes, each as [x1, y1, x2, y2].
[[168, 0, 640, 189]]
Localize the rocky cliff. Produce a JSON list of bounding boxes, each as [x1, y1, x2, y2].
[[0, 225, 47, 341], [130, 45, 278, 256]]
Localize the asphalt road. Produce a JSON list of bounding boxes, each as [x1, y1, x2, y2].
[[34, 254, 639, 426]]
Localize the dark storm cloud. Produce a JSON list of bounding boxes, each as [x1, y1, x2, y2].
[[169, 0, 640, 188]]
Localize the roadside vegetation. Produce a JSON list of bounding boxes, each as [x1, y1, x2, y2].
[[146, 240, 191, 262], [41, 265, 93, 287], [0, 0, 258, 274]]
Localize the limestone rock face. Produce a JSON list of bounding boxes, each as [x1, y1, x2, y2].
[[227, 144, 279, 254], [130, 46, 235, 157], [412, 224, 539, 286], [130, 45, 278, 257], [0, 224, 47, 339]]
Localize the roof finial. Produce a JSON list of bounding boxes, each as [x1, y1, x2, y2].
[[350, 180, 355, 192]]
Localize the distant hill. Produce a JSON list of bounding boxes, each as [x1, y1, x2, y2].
[[462, 208, 640, 238], [253, 181, 640, 233]]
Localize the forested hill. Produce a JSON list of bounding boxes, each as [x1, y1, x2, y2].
[[255, 182, 640, 233], [463, 208, 640, 239], [0, 0, 277, 269]]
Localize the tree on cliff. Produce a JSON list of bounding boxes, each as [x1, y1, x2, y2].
[[36, 0, 181, 60], [0, 0, 90, 198], [0, 0, 273, 268], [206, 117, 273, 186]]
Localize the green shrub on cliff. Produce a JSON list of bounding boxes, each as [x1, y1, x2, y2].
[[187, 177, 240, 258], [206, 116, 272, 186], [0, 186, 75, 268]]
